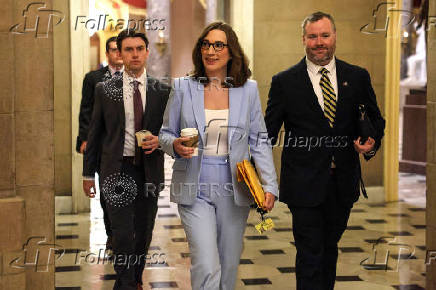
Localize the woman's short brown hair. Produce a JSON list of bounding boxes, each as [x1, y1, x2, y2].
[[191, 21, 251, 88]]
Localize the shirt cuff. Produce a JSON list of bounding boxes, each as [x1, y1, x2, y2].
[[82, 176, 95, 181]]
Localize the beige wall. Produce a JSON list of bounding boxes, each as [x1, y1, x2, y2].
[[0, 0, 56, 288], [427, 0, 436, 288], [253, 0, 386, 190]]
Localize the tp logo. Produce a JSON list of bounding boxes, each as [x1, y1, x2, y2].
[[360, 2, 416, 37], [360, 236, 415, 272], [9, 236, 65, 272], [9, 2, 65, 38]]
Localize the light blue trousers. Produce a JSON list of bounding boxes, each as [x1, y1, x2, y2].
[[178, 155, 250, 290]]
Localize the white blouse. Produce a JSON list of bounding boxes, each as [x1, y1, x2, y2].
[[204, 109, 229, 156]]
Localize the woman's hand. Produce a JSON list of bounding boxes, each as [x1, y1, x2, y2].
[[173, 137, 195, 158], [263, 192, 276, 212]]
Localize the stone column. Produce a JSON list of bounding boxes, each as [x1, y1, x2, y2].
[[426, 0, 436, 288], [0, 0, 56, 288], [170, 0, 205, 78], [71, 0, 91, 213], [206, 0, 218, 24], [54, 0, 72, 201], [230, 0, 254, 71], [147, 0, 171, 80]]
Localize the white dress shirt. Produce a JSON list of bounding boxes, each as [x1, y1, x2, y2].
[[306, 57, 338, 111], [123, 69, 147, 157], [82, 67, 143, 180], [108, 65, 124, 76]]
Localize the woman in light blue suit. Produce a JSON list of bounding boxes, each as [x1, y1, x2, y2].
[[159, 22, 278, 290]]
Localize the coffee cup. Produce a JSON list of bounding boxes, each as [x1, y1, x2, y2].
[[181, 128, 199, 156], [135, 130, 152, 147]]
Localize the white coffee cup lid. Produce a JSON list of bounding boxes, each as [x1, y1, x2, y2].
[[181, 128, 198, 136]]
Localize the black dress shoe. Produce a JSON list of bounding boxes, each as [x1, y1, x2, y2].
[[106, 236, 112, 250]]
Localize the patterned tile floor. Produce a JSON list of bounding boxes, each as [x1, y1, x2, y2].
[[55, 158, 427, 290]]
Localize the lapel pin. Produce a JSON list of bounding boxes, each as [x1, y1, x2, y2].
[[343, 81, 348, 86]]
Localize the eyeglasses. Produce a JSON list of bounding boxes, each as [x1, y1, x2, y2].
[[200, 40, 228, 52]]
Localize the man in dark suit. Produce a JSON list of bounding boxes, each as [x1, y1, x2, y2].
[[265, 12, 385, 290], [77, 36, 123, 154], [77, 36, 123, 250], [83, 29, 170, 290]]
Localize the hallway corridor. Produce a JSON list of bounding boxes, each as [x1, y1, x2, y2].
[[55, 158, 426, 290]]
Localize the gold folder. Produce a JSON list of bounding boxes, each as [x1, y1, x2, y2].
[[236, 159, 265, 208]]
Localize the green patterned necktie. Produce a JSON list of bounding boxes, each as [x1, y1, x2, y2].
[[319, 67, 336, 128]]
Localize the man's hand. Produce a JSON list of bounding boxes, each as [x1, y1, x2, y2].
[[141, 135, 159, 155], [173, 137, 195, 158], [354, 137, 375, 154], [263, 192, 276, 212], [83, 180, 96, 198], [80, 141, 87, 154]]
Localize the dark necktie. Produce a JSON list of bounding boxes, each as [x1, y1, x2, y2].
[[133, 80, 143, 165], [133, 80, 143, 132], [114, 71, 121, 77], [319, 68, 337, 128]]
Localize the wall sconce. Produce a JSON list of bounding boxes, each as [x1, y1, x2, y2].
[[401, 29, 410, 44], [155, 31, 168, 56]]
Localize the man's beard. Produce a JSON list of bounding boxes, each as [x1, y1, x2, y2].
[[306, 45, 335, 66]]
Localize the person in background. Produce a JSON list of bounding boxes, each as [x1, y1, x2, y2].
[[76, 36, 123, 251]]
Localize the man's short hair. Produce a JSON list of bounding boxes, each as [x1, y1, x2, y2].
[[302, 11, 336, 35], [105, 36, 117, 52], [116, 29, 149, 51]]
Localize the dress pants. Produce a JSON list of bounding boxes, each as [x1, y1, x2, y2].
[[178, 155, 250, 290], [289, 169, 352, 290], [97, 173, 112, 244], [106, 157, 158, 290]]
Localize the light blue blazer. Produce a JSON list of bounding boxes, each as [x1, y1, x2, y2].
[[159, 77, 278, 206]]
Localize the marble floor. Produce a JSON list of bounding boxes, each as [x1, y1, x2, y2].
[[55, 159, 427, 290]]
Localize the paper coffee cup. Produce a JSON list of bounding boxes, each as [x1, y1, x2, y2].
[[135, 130, 152, 147], [181, 128, 199, 156]]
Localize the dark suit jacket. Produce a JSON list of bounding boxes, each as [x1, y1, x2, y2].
[[265, 57, 385, 207], [83, 74, 170, 195], [76, 66, 111, 152]]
